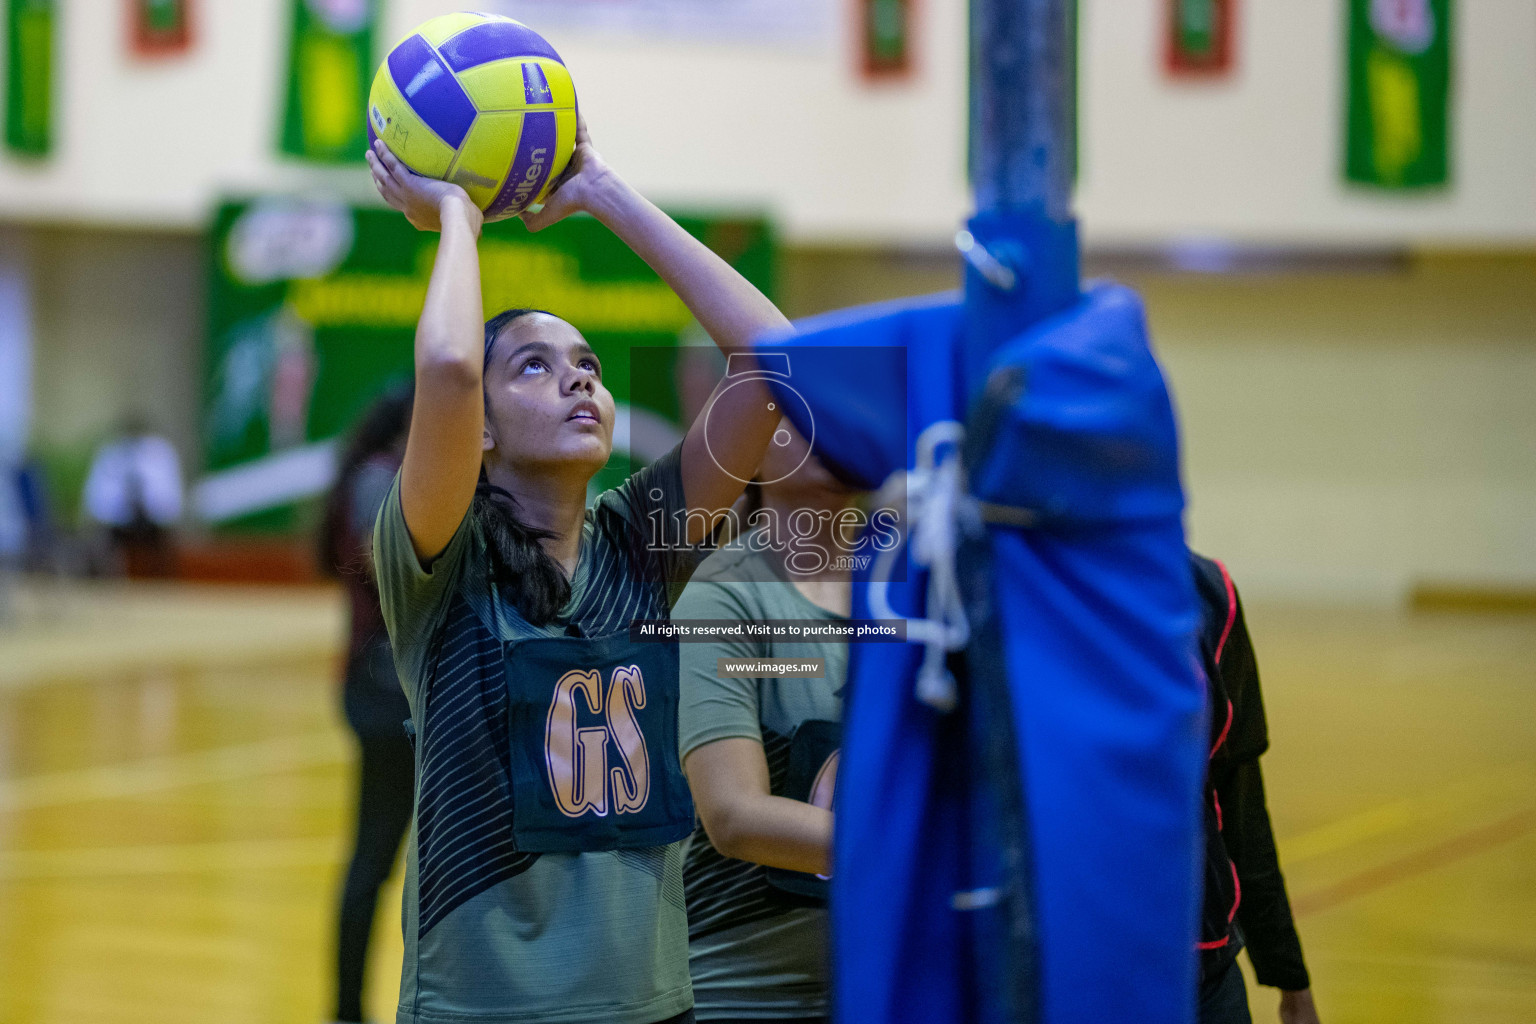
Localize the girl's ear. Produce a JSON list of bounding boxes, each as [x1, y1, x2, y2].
[[482, 422, 495, 453]]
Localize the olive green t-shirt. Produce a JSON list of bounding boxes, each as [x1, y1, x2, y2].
[[374, 443, 711, 1024], [676, 532, 846, 1021]]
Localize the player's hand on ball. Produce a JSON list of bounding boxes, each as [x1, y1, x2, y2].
[[521, 115, 610, 233], [368, 140, 483, 235]]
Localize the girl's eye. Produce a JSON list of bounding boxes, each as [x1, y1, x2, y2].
[[520, 359, 548, 376], [581, 359, 601, 376]]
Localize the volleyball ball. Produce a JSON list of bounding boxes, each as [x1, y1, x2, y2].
[[367, 13, 578, 220]]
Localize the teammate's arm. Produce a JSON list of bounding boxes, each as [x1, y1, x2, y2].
[[524, 120, 787, 541], [367, 141, 486, 564], [684, 738, 831, 876]]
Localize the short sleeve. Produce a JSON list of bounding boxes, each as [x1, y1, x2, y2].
[[676, 579, 767, 761], [595, 440, 720, 607], [372, 472, 477, 696]]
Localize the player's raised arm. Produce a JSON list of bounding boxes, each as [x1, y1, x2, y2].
[[524, 120, 789, 539], [367, 140, 487, 564]]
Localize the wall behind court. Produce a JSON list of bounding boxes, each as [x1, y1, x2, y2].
[[20, 226, 1534, 604], [782, 249, 1536, 603], [1139, 258, 1536, 604], [25, 229, 204, 517], [0, 1, 1533, 244]]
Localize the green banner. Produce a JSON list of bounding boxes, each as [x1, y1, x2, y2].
[[141, 0, 186, 34], [278, 0, 376, 163], [203, 199, 775, 531], [1346, 0, 1452, 189], [5, 0, 53, 156]]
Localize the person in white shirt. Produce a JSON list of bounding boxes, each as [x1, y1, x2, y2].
[[82, 416, 183, 575]]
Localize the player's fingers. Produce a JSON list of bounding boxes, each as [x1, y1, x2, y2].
[[377, 142, 410, 180], [369, 144, 401, 188], [573, 113, 590, 148], [366, 152, 391, 188], [370, 141, 397, 181]]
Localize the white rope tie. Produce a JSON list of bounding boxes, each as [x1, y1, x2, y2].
[[868, 420, 977, 712]]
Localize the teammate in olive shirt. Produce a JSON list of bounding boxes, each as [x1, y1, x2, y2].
[[678, 425, 860, 1024], [365, 117, 790, 1024]]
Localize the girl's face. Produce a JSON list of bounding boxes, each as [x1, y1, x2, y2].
[[482, 314, 615, 477]]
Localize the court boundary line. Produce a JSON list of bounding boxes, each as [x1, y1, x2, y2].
[[1292, 808, 1536, 917]]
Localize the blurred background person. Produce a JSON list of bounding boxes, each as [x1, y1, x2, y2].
[[1193, 553, 1319, 1024], [0, 460, 25, 621], [317, 385, 415, 1024], [678, 421, 860, 1024], [81, 413, 184, 577]]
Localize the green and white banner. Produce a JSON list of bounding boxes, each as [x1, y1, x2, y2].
[[5, 0, 54, 156], [278, 0, 376, 163], [201, 199, 775, 531], [1345, 0, 1452, 189]]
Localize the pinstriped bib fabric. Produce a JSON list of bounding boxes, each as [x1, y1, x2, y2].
[[409, 448, 710, 938]]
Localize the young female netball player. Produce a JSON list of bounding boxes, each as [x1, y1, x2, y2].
[[364, 119, 789, 1024], [676, 423, 859, 1024]]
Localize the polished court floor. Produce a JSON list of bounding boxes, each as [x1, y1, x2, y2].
[[0, 579, 1532, 1024]]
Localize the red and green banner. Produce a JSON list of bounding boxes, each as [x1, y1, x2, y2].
[[278, 0, 376, 163], [1346, 0, 1452, 189], [131, 0, 192, 56], [862, 0, 912, 79], [5, 0, 53, 156], [1165, 0, 1235, 78]]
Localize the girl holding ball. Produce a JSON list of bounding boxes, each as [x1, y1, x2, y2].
[[365, 117, 788, 1024]]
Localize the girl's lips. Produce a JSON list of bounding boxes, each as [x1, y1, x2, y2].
[[566, 400, 602, 424]]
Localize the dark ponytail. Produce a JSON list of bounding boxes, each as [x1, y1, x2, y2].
[[473, 308, 572, 625]]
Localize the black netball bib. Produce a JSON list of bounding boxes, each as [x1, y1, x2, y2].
[[765, 718, 842, 903], [503, 632, 695, 853]]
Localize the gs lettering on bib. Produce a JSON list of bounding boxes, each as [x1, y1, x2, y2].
[[504, 632, 695, 852]]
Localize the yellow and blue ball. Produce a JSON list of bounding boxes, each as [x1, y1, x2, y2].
[[368, 13, 578, 220]]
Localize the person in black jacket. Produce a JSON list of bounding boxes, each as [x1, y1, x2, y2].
[[1191, 553, 1321, 1024], [318, 387, 415, 1024]]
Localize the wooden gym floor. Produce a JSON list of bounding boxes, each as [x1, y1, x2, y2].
[[0, 579, 1532, 1024]]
